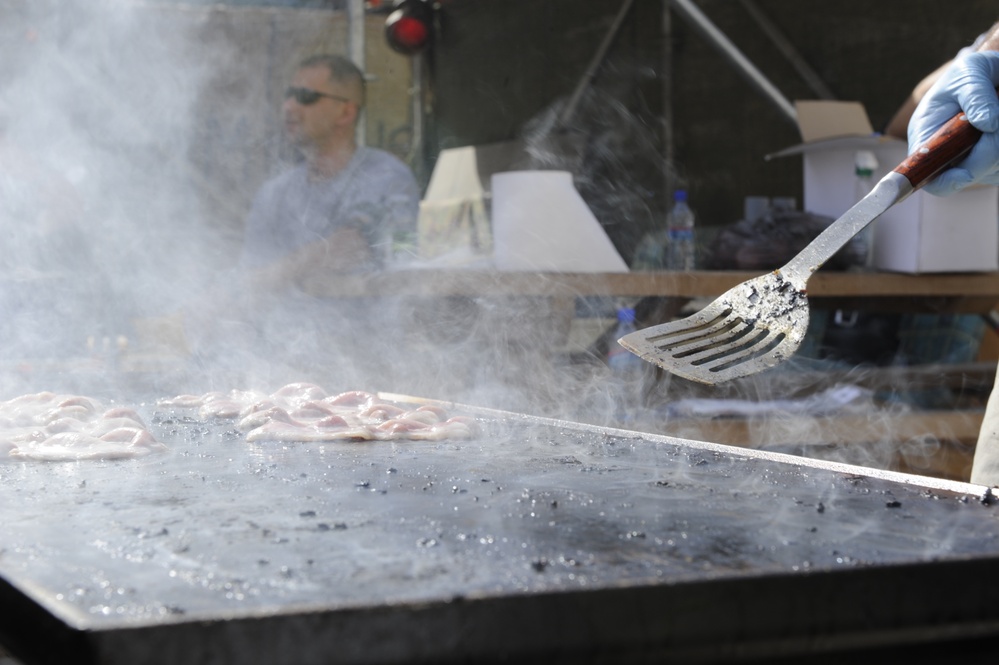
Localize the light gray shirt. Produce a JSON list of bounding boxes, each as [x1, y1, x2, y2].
[[240, 146, 420, 269]]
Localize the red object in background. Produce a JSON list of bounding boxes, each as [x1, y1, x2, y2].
[[385, 0, 433, 55]]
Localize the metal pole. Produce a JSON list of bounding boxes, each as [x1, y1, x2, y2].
[[738, 0, 835, 100], [558, 0, 636, 130], [348, 0, 366, 145], [410, 53, 425, 182], [670, 0, 797, 125], [662, 0, 675, 203]]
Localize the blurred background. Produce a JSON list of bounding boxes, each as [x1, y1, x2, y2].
[[4, 0, 993, 266]]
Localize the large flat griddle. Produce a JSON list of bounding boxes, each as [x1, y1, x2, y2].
[[2, 397, 999, 664]]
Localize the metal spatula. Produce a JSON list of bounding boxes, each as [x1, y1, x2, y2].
[[619, 109, 984, 384]]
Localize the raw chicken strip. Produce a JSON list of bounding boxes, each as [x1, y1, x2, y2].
[[156, 384, 478, 444], [10, 428, 167, 461], [0, 392, 166, 462]]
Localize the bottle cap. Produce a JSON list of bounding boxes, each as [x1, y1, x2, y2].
[[854, 150, 878, 171], [617, 307, 636, 323], [673, 189, 688, 202]]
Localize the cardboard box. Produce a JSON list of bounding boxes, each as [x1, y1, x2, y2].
[[421, 143, 629, 272], [768, 100, 999, 273]]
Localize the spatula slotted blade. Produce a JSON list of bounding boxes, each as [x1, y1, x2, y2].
[[618, 107, 986, 385], [618, 271, 810, 385]]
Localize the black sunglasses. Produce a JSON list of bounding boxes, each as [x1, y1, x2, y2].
[[284, 86, 353, 106]]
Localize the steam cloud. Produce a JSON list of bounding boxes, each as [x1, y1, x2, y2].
[[0, 1, 245, 395], [0, 1, 677, 417], [0, 2, 962, 484]]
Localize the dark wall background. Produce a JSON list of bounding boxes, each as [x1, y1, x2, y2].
[[424, 0, 999, 263]]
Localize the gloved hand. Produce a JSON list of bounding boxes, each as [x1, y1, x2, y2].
[[908, 49, 999, 196]]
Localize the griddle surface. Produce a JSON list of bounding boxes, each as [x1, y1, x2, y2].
[[2, 402, 999, 664]]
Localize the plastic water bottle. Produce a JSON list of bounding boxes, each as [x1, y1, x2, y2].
[[631, 228, 668, 270], [607, 307, 645, 422], [666, 190, 696, 271], [853, 150, 878, 267], [607, 307, 643, 373]]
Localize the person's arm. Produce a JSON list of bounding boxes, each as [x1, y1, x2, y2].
[[884, 60, 954, 140], [891, 22, 999, 195], [889, 23, 999, 139], [244, 225, 373, 294]]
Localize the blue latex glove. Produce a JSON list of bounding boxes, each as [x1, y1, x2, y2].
[[908, 49, 999, 196]]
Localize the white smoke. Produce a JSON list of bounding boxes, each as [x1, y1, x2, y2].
[[0, 1, 258, 396]]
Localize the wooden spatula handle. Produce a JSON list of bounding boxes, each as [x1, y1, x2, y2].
[[893, 110, 983, 189]]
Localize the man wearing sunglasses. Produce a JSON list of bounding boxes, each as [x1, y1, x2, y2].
[[182, 55, 420, 384], [239, 53, 419, 287]]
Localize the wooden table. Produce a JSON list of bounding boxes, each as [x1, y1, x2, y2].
[[302, 269, 999, 313]]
